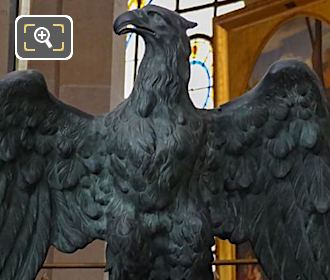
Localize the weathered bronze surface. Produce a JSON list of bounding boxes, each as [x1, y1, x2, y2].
[[0, 5, 329, 280]]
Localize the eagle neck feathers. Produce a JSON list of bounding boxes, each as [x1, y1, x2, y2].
[[130, 41, 192, 117]]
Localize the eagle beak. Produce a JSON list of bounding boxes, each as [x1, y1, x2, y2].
[[113, 10, 156, 37], [113, 10, 137, 35]]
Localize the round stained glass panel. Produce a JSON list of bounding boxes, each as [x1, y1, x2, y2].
[[189, 37, 214, 109]]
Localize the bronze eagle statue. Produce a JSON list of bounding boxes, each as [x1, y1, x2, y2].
[[1, 4, 330, 280]]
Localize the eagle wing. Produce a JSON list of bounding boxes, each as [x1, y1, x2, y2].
[[200, 60, 330, 279], [0, 70, 109, 280]]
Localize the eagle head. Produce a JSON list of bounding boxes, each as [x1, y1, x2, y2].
[[114, 5, 197, 45]]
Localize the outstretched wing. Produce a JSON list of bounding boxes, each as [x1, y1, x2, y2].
[[200, 60, 330, 280], [0, 71, 109, 280]]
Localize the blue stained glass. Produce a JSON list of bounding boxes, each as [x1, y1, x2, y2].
[[189, 37, 214, 109]]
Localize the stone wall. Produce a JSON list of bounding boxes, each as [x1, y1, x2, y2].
[[0, 0, 10, 76], [11, 0, 126, 279]]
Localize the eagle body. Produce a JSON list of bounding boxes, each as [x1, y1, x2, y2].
[[105, 15, 213, 277], [3, 4, 330, 280]]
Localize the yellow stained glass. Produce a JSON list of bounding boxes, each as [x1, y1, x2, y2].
[[128, 0, 151, 10]]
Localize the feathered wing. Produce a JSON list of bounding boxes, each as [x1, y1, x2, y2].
[[0, 70, 109, 280], [200, 60, 330, 280]]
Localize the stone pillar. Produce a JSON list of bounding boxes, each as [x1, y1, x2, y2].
[[28, 0, 126, 279], [28, 0, 62, 95], [57, 0, 113, 114], [0, 0, 10, 76], [110, 0, 126, 110]]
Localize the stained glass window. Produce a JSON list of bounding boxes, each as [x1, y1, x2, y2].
[[179, 0, 214, 10], [125, 0, 245, 108], [184, 8, 214, 37], [189, 36, 214, 108]]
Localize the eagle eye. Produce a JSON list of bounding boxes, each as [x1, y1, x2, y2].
[[147, 10, 164, 22], [147, 11, 159, 16]]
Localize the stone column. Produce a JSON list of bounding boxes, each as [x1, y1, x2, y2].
[[28, 0, 126, 279], [0, 0, 10, 76]]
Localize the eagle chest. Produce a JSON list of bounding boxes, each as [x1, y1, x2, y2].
[[110, 111, 202, 211], [137, 116, 202, 206]]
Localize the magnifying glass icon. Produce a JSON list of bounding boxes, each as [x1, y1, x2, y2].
[[34, 27, 53, 49]]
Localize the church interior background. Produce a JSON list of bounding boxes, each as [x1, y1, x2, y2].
[[1, 0, 330, 279]]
